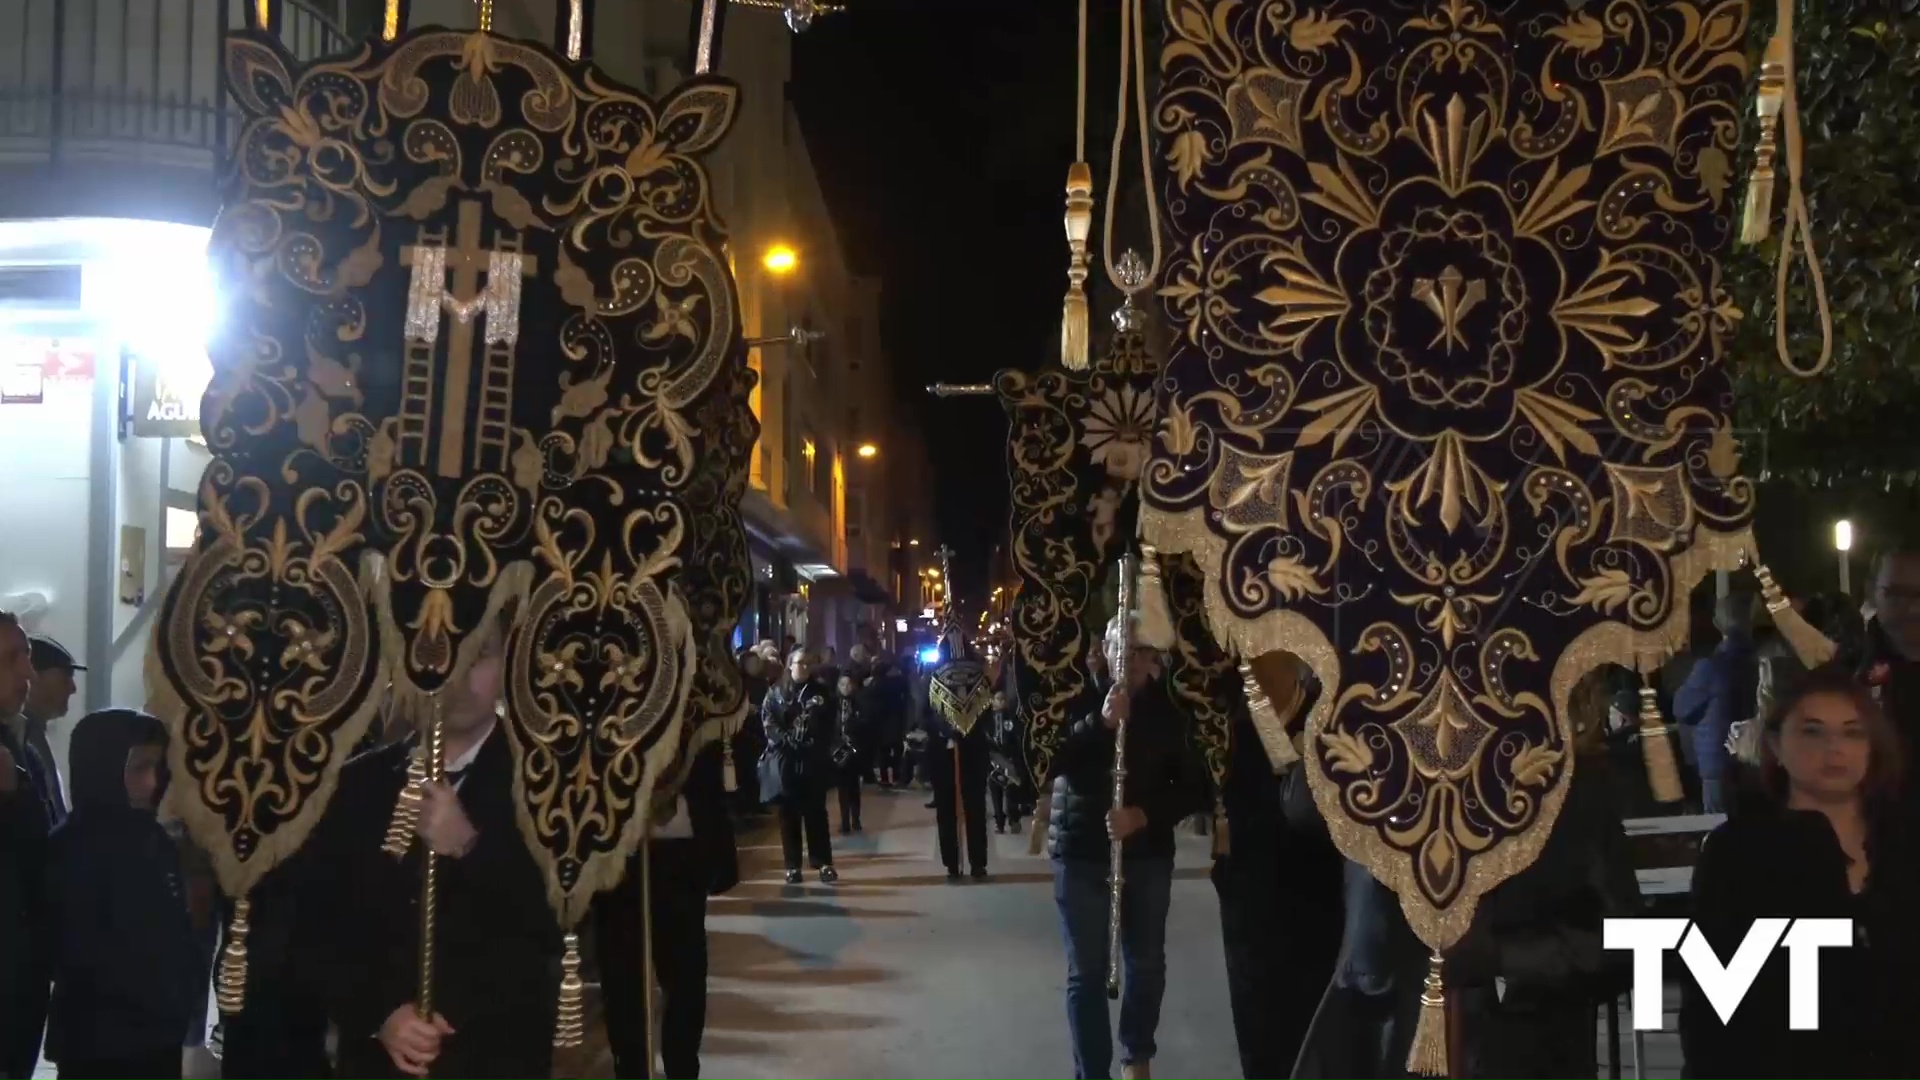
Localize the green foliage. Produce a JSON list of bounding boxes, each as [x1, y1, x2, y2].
[[1730, 0, 1920, 486]]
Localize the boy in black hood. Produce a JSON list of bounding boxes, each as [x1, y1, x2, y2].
[[45, 709, 196, 1079]]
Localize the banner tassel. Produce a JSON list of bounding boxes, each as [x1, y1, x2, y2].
[[1405, 948, 1449, 1076], [216, 899, 251, 1014]]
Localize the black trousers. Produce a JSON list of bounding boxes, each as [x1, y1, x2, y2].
[[1211, 833, 1345, 1079], [57, 1049, 180, 1080], [930, 745, 989, 872], [988, 780, 1027, 828], [778, 789, 833, 870], [836, 763, 863, 828], [595, 839, 710, 1080], [875, 739, 902, 785]]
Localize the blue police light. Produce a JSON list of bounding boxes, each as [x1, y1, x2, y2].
[[918, 646, 942, 666]]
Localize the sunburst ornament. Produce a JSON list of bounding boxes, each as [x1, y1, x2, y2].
[[1081, 384, 1154, 482]]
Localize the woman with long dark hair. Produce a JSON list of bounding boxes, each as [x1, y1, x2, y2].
[[759, 648, 837, 884], [1680, 665, 1918, 1077]]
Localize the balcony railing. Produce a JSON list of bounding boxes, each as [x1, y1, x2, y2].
[[0, 0, 349, 176]]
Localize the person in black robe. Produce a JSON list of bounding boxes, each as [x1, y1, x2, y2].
[[304, 625, 561, 1078], [1211, 699, 1344, 1080], [928, 637, 992, 881], [215, 858, 331, 1078], [1292, 670, 1641, 1079], [593, 742, 738, 1079]]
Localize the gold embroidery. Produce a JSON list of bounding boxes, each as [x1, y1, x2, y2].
[[1147, 0, 1756, 950]]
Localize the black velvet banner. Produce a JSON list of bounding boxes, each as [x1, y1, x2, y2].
[[152, 28, 749, 926], [1145, 0, 1756, 947]]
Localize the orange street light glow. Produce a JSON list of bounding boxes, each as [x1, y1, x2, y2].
[[763, 244, 799, 274]]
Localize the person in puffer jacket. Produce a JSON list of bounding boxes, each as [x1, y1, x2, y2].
[[1046, 629, 1205, 1080]]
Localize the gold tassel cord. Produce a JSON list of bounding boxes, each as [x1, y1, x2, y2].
[[475, 0, 494, 32], [1638, 678, 1685, 805], [383, 747, 429, 858], [1404, 949, 1450, 1077], [1098, 0, 1165, 303], [1741, 0, 1833, 378], [1210, 809, 1230, 858], [1061, 0, 1092, 370], [382, 0, 401, 39], [553, 932, 586, 1048], [216, 899, 252, 1014], [1753, 563, 1839, 668]]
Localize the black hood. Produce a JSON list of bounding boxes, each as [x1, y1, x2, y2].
[[67, 708, 166, 812]]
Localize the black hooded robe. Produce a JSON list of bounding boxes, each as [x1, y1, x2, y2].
[[303, 723, 561, 1079]]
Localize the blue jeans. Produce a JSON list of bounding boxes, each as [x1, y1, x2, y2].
[[1053, 855, 1174, 1080]]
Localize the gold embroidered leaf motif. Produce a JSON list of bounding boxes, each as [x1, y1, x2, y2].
[[303, 487, 365, 567], [1554, 255, 1662, 367], [1289, 10, 1349, 52], [1252, 246, 1346, 356], [276, 104, 322, 149], [624, 137, 671, 181], [1509, 744, 1563, 788], [1547, 11, 1606, 52], [1168, 130, 1208, 193], [1696, 144, 1731, 207], [1515, 388, 1602, 463], [1295, 385, 1376, 456], [1512, 159, 1594, 237], [1304, 155, 1379, 228], [1322, 728, 1374, 775], [1173, 0, 1212, 46], [553, 367, 611, 424], [1159, 399, 1199, 457], [1266, 553, 1329, 602], [1569, 567, 1636, 614], [1697, 3, 1745, 53], [1221, 457, 1287, 512]]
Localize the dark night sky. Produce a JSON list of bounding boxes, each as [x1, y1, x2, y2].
[[790, 0, 1125, 600]]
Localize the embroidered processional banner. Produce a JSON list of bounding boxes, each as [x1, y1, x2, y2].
[[999, 323, 1232, 790], [1145, 0, 1755, 947], [653, 359, 759, 809], [151, 27, 746, 928]]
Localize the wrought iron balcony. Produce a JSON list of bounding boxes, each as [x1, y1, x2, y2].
[[0, 0, 348, 220]]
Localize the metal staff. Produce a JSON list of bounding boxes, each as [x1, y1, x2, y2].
[[417, 693, 446, 1017], [1105, 552, 1136, 1000]]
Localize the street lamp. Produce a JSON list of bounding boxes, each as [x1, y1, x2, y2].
[[762, 243, 799, 275], [857, 443, 878, 459], [1835, 519, 1854, 594]]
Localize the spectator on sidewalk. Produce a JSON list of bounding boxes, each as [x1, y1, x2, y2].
[[45, 710, 196, 1080], [1674, 592, 1759, 813]]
